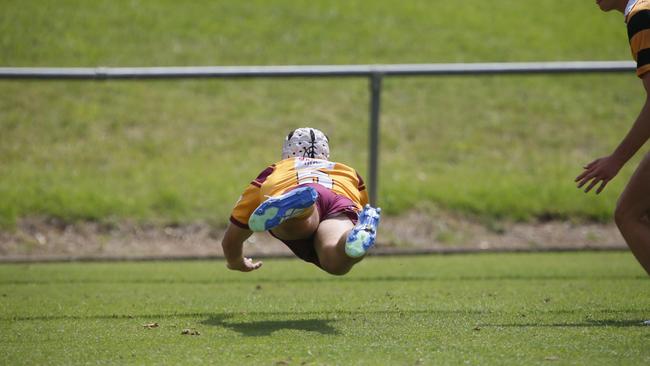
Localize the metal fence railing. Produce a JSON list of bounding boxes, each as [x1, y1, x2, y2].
[[0, 61, 636, 205]]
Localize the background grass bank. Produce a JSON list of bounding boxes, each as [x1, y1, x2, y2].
[[0, 0, 643, 226]]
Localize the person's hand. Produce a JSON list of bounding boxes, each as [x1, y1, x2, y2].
[[575, 155, 624, 194], [227, 257, 263, 272]]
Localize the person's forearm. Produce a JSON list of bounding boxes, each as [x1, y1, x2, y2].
[[222, 239, 244, 265], [612, 97, 650, 164], [221, 223, 253, 266]]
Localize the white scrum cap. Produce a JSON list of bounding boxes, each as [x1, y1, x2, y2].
[[281, 127, 330, 160]]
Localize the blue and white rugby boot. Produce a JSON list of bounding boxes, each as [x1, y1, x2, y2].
[[345, 204, 381, 258], [248, 186, 319, 232]]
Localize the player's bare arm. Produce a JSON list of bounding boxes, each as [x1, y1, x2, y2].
[[221, 223, 262, 272], [575, 72, 650, 193]]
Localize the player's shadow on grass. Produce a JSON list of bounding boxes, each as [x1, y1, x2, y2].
[[202, 314, 339, 336]]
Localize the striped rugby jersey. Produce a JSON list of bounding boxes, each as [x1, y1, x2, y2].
[[230, 157, 368, 229], [627, 0, 650, 77]]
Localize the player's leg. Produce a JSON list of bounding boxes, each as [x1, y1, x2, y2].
[[314, 205, 382, 276], [248, 185, 319, 234], [614, 152, 650, 276], [313, 215, 358, 275], [271, 205, 320, 241]]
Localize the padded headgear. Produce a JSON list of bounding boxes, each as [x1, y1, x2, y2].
[[281, 127, 330, 160]]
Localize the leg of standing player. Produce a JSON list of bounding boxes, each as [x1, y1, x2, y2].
[[614, 152, 650, 276]]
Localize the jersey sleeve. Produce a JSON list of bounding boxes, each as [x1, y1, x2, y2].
[[355, 170, 369, 206], [229, 164, 276, 229], [229, 183, 261, 229], [627, 8, 650, 77], [358, 186, 369, 207]]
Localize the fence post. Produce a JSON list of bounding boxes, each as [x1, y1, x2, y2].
[[369, 72, 382, 206]]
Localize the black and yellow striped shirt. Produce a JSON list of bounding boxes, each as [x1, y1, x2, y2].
[[627, 0, 650, 77]]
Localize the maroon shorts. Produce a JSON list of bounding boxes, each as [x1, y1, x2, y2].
[[269, 183, 359, 267]]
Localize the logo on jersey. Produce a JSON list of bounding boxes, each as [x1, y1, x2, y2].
[[294, 158, 335, 188], [294, 157, 335, 170]]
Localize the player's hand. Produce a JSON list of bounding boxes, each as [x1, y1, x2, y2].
[[227, 257, 263, 272], [575, 155, 624, 194]]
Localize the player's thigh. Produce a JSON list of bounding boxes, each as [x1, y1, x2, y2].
[[617, 152, 650, 217], [314, 216, 354, 251]]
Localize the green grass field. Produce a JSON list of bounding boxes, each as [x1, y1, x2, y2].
[[3, 3, 648, 364], [0, 0, 645, 227], [1, 252, 648, 365]]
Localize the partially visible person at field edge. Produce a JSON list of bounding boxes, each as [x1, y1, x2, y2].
[[576, 0, 650, 275], [221, 127, 381, 275]]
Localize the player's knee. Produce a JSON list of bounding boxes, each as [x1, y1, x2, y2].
[[320, 261, 351, 276], [324, 267, 351, 276], [614, 199, 644, 230], [614, 201, 631, 230]]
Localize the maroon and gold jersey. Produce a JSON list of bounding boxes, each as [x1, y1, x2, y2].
[[230, 157, 368, 229], [627, 0, 650, 77]]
